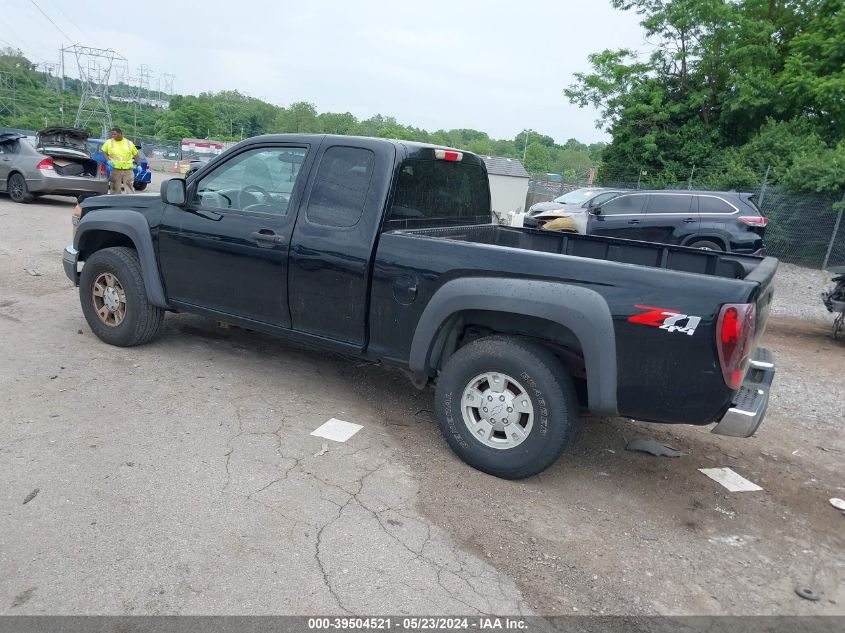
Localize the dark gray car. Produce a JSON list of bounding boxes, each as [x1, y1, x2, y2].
[[0, 128, 109, 203]]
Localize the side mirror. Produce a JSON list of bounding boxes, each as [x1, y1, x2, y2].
[[161, 178, 186, 206], [591, 205, 602, 215]]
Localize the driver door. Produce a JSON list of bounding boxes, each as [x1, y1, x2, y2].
[[158, 143, 313, 326]]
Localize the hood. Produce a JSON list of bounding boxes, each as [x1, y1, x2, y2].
[[528, 201, 566, 215], [530, 201, 587, 216], [36, 127, 90, 153], [80, 192, 160, 216], [534, 206, 588, 219]]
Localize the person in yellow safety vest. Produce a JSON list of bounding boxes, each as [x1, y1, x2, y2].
[[101, 127, 141, 194]]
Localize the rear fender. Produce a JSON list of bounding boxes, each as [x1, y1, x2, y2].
[[410, 278, 618, 416]]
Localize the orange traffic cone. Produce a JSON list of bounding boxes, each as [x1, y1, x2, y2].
[[172, 161, 179, 173]]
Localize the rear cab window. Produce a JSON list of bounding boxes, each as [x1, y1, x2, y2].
[[385, 154, 491, 229]]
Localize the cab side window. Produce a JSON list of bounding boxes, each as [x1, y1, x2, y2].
[[193, 147, 307, 215], [306, 146, 375, 228]]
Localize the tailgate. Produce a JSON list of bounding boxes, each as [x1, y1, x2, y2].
[[745, 256, 778, 341]]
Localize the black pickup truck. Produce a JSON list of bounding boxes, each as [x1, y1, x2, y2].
[[63, 134, 777, 479]]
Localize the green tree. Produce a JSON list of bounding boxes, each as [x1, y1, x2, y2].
[[564, 0, 845, 193], [276, 102, 318, 133], [781, 0, 845, 139], [523, 143, 551, 175], [317, 111, 359, 135]]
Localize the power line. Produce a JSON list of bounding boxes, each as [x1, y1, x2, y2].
[[29, 0, 76, 44], [0, 31, 50, 63], [45, 0, 97, 45]]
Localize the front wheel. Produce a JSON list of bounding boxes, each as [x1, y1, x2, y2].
[[133, 182, 147, 191], [79, 247, 164, 347], [435, 335, 578, 479]]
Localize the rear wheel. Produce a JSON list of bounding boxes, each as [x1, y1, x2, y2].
[[435, 335, 578, 479], [133, 182, 147, 191], [7, 173, 32, 203], [689, 239, 723, 251], [79, 247, 164, 347]]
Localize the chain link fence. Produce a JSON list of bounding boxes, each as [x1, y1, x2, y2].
[[525, 167, 845, 270]]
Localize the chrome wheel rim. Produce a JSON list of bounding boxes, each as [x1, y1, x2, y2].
[[461, 372, 534, 450], [92, 272, 126, 327]]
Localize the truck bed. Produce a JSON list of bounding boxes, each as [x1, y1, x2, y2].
[[399, 224, 775, 281]]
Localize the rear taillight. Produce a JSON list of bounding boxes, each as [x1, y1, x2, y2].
[[36, 158, 54, 171], [100, 163, 106, 175], [739, 216, 768, 227], [716, 303, 756, 390]]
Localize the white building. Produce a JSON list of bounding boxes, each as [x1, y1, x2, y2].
[[481, 156, 531, 223]]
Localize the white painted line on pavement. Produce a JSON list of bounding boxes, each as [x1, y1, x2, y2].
[[699, 467, 762, 492], [311, 418, 363, 443]]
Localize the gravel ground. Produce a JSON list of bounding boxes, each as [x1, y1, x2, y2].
[[770, 262, 838, 323]]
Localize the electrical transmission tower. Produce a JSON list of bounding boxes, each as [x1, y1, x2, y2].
[[131, 64, 153, 137], [0, 72, 16, 117], [37, 62, 61, 92], [62, 45, 126, 136], [159, 73, 175, 101]]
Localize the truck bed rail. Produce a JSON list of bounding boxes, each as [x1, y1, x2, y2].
[[398, 224, 769, 280]]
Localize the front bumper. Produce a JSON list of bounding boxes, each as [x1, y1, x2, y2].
[[711, 347, 775, 438], [63, 245, 79, 285]]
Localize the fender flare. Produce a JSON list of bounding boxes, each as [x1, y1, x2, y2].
[[410, 278, 618, 416], [74, 209, 169, 308]]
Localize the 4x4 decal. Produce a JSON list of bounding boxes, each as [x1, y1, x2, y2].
[[628, 305, 701, 336]]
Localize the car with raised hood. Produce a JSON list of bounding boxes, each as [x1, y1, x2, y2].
[[0, 127, 108, 203], [522, 187, 627, 229], [63, 134, 777, 479]]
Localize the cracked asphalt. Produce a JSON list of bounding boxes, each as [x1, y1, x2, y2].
[[1, 191, 843, 616]]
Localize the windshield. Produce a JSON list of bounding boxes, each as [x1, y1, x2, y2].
[[552, 189, 603, 204]]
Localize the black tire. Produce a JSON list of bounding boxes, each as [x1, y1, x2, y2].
[[7, 173, 32, 203], [79, 247, 164, 347], [133, 182, 147, 191], [434, 335, 578, 479], [688, 239, 724, 251]]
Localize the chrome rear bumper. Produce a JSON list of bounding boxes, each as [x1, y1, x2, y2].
[[711, 347, 775, 438]]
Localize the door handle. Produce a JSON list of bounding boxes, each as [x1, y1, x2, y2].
[[627, 219, 640, 225], [683, 217, 696, 223], [250, 230, 285, 246]]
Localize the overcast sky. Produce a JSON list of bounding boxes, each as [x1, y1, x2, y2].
[[1, 0, 646, 143]]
